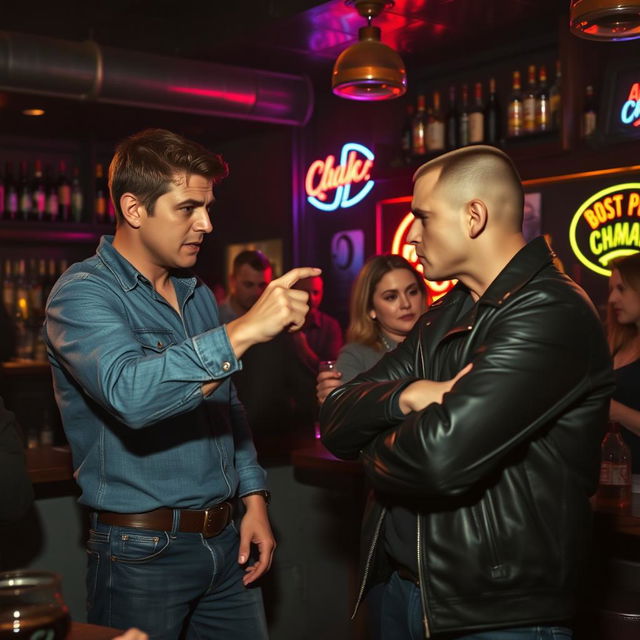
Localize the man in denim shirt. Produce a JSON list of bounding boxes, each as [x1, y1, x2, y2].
[[44, 129, 319, 639]]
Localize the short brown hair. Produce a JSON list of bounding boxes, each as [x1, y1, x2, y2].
[[347, 254, 426, 350], [232, 250, 272, 274], [109, 128, 229, 223]]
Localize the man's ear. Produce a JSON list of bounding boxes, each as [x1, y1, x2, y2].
[[120, 193, 145, 229], [467, 199, 488, 239]]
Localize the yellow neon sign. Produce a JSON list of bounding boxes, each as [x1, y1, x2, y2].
[[569, 183, 640, 276]]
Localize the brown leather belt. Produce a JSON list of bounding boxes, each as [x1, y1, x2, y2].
[[98, 502, 232, 538]]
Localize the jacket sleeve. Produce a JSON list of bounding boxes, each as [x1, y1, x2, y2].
[[44, 274, 241, 429], [0, 398, 34, 523], [320, 324, 421, 459], [360, 288, 614, 497]]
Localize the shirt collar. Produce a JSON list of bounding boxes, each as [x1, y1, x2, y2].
[[96, 235, 197, 296]]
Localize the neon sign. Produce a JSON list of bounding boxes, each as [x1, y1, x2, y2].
[[391, 212, 457, 303], [620, 83, 640, 127], [569, 183, 640, 276], [305, 143, 375, 211]]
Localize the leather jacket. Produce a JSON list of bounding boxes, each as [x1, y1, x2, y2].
[[321, 238, 614, 637]]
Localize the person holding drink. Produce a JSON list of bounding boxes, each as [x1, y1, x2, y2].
[[44, 129, 319, 640], [316, 254, 427, 404]]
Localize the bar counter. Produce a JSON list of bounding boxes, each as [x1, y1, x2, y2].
[[69, 622, 123, 639], [291, 439, 640, 537]]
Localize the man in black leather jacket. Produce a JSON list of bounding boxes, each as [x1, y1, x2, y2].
[[320, 146, 614, 639]]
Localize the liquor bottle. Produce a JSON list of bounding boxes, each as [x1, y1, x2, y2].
[[549, 60, 562, 132], [458, 84, 470, 147], [523, 64, 537, 135], [57, 161, 71, 222], [583, 85, 597, 138], [4, 162, 18, 220], [596, 423, 631, 509], [45, 164, 59, 223], [400, 103, 414, 165], [485, 77, 500, 145], [44, 258, 57, 303], [536, 65, 550, 133], [0, 164, 5, 220], [1, 258, 14, 317], [95, 163, 108, 223], [18, 161, 32, 221], [71, 167, 84, 223], [426, 90, 445, 153], [31, 160, 46, 222], [469, 82, 485, 144], [446, 85, 458, 150], [507, 70, 524, 138], [14, 259, 32, 360]]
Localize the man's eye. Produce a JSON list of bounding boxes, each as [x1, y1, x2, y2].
[[181, 206, 195, 214]]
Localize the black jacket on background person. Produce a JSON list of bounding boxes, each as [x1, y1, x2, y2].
[[0, 397, 33, 523], [321, 238, 615, 636]]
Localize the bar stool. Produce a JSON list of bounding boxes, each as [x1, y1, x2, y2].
[[598, 559, 640, 639]]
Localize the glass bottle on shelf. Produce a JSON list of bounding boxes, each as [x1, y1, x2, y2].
[[469, 82, 484, 144], [507, 70, 524, 138], [485, 77, 500, 145], [411, 94, 428, 159], [583, 85, 597, 138], [45, 163, 59, 223], [549, 60, 562, 132], [523, 64, 537, 135], [2, 258, 14, 317], [458, 84, 470, 147], [14, 259, 32, 360], [400, 102, 414, 165], [71, 167, 84, 223], [4, 162, 18, 221], [426, 90, 445, 153], [57, 161, 71, 222], [446, 85, 458, 150], [536, 64, 550, 133], [31, 160, 46, 222], [95, 163, 108, 223], [596, 422, 632, 510], [18, 161, 32, 221]]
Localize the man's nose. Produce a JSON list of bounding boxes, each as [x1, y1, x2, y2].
[[406, 218, 420, 244], [195, 210, 213, 233]]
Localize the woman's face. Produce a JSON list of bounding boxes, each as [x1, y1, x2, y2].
[[609, 268, 640, 327], [370, 268, 425, 343]]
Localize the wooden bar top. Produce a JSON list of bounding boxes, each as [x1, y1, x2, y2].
[[26, 445, 74, 484], [69, 621, 123, 639]]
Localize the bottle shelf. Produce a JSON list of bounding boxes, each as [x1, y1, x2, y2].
[[0, 221, 110, 243]]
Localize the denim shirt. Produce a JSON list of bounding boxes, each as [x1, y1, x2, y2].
[[43, 236, 267, 512]]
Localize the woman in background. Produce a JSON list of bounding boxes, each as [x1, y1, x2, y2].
[[317, 254, 427, 403], [608, 252, 640, 471]]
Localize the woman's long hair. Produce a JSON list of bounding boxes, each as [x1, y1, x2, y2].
[[347, 254, 426, 351], [608, 252, 640, 355]]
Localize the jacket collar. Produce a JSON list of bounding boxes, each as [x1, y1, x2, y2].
[[96, 235, 197, 296], [477, 235, 554, 308]]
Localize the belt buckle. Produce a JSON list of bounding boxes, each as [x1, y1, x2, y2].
[[202, 503, 226, 538]]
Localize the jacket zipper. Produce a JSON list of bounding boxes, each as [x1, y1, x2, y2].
[[351, 507, 386, 619], [417, 515, 432, 638], [480, 497, 501, 574]]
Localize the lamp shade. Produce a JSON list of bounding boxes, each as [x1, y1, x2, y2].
[[570, 0, 640, 40], [332, 26, 407, 101]]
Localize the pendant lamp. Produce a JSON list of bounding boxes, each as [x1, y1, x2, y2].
[[332, 0, 407, 101], [570, 0, 640, 40]]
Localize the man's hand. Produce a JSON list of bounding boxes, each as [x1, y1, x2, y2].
[[399, 363, 472, 415], [226, 267, 321, 359], [112, 629, 149, 640], [317, 369, 343, 405], [238, 494, 276, 586]]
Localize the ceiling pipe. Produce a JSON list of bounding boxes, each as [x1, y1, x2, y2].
[[0, 31, 314, 126]]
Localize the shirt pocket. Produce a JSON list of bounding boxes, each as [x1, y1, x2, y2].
[[132, 329, 176, 353]]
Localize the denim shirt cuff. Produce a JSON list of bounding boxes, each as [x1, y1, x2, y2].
[[237, 465, 268, 496], [192, 325, 242, 379]]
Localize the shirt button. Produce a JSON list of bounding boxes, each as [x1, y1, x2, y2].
[[157, 341, 163, 349], [222, 361, 231, 371]]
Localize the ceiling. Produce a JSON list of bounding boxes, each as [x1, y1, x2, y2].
[[0, 0, 567, 141]]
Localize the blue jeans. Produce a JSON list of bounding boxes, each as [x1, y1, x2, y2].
[[86, 514, 268, 640], [376, 571, 573, 640]]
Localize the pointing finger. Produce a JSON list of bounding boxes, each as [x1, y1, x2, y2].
[[274, 267, 322, 290]]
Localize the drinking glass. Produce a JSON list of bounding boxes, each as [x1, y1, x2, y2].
[[0, 571, 70, 639]]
